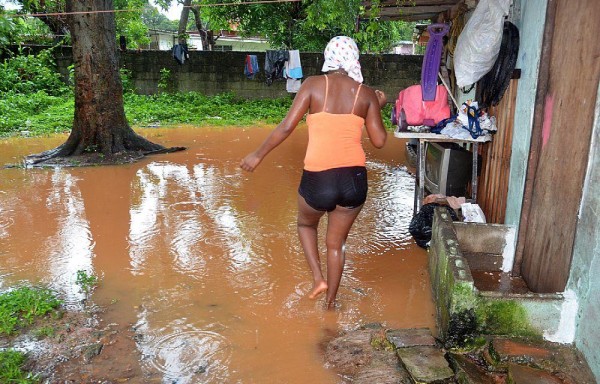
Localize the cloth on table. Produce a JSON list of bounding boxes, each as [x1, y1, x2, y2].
[[433, 100, 497, 140]]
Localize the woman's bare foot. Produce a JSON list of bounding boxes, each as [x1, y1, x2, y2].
[[308, 281, 328, 299]]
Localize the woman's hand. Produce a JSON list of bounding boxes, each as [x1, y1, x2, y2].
[[240, 152, 262, 172], [375, 90, 387, 109]]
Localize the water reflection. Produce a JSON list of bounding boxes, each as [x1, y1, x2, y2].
[[0, 126, 435, 383], [44, 170, 94, 308]]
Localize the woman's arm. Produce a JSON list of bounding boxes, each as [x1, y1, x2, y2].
[[364, 89, 387, 149], [240, 77, 315, 172]]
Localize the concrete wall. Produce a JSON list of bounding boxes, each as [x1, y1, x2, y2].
[[504, 0, 547, 227], [569, 83, 600, 381], [52, 49, 422, 101], [502, 1, 600, 379]]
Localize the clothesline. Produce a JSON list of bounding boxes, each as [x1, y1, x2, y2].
[[7, 0, 301, 18]]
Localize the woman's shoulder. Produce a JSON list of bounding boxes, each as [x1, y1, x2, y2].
[[358, 83, 378, 101], [358, 82, 376, 93], [299, 75, 325, 89]]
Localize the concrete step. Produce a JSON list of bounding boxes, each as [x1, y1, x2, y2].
[[449, 353, 507, 384], [508, 363, 565, 384], [386, 328, 438, 348], [396, 345, 455, 384]]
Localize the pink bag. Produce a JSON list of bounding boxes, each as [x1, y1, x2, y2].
[[392, 85, 451, 130]]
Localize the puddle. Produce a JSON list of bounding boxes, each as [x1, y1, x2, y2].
[[0, 125, 435, 383]]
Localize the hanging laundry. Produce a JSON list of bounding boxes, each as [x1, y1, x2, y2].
[[172, 44, 189, 65], [264, 50, 289, 86], [244, 54, 259, 80], [284, 65, 301, 93], [286, 50, 303, 79], [284, 50, 303, 93]]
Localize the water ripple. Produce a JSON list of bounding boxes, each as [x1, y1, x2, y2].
[[142, 329, 232, 383], [0, 217, 14, 239]]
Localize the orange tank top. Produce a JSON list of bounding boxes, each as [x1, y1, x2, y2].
[[304, 76, 366, 172]]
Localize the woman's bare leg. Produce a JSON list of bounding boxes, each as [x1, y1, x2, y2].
[[297, 195, 328, 299], [324, 204, 363, 309]]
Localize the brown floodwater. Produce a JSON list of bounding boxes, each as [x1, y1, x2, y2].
[[0, 124, 435, 383]]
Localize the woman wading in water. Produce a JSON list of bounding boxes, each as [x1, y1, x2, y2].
[[240, 36, 387, 308]]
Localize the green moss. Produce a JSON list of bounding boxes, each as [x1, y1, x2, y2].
[[476, 300, 539, 338], [451, 281, 478, 313], [370, 330, 395, 351]]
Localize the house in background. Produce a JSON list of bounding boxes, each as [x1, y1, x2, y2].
[[391, 40, 415, 55], [147, 29, 270, 52]]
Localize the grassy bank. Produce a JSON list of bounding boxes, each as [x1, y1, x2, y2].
[[0, 286, 63, 383], [0, 90, 394, 138], [0, 90, 295, 137]]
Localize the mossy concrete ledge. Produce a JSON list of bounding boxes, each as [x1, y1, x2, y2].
[[429, 208, 566, 343]]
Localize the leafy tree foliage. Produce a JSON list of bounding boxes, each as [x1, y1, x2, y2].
[[141, 4, 178, 31], [195, 0, 414, 53], [0, 7, 16, 49], [113, 0, 150, 48], [7, 0, 158, 48], [150, 0, 414, 53]]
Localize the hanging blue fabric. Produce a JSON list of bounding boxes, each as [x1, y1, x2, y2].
[[431, 104, 483, 139], [464, 104, 483, 139]]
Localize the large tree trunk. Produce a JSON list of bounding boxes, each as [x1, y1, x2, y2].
[[177, 0, 192, 45], [26, 0, 183, 166]]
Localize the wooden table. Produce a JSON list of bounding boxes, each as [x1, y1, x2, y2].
[[394, 131, 491, 215]]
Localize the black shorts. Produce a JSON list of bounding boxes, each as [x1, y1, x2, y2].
[[298, 166, 368, 212]]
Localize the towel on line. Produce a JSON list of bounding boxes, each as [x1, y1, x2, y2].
[[286, 50, 303, 79], [244, 54, 259, 79]]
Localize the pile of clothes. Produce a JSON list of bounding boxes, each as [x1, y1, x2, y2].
[[433, 100, 497, 140]]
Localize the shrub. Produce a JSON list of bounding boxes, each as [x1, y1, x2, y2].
[[0, 48, 68, 96]]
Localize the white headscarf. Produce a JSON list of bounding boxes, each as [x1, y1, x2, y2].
[[321, 36, 363, 83]]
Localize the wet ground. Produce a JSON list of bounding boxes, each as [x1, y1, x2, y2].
[[0, 125, 436, 383]]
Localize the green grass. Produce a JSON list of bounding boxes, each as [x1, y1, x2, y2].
[[0, 286, 61, 382], [0, 286, 62, 336], [0, 90, 395, 137], [0, 90, 294, 137], [0, 350, 39, 383], [123, 91, 293, 127], [32, 325, 56, 339]]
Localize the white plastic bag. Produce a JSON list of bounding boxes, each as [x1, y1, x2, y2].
[[461, 203, 486, 223], [453, 0, 511, 88]]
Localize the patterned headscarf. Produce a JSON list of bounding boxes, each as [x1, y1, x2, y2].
[[321, 36, 363, 83]]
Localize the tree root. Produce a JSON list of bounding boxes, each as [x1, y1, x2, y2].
[[21, 146, 187, 168]]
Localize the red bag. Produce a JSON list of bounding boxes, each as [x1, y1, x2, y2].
[[391, 85, 451, 130]]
